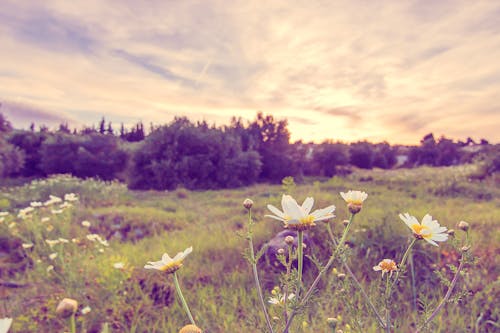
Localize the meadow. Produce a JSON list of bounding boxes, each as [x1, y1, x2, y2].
[[0, 165, 498, 332]]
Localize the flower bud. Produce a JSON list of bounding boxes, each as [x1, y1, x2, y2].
[[337, 273, 346, 280], [277, 248, 285, 255], [327, 317, 338, 329], [178, 324, 202, 333], [457, 221, 469, 232], [461, 245, 471, 252], [447, 229, 455, 236], [343, 220, 349, 226], [347, 203, 362, 214], [243, 198, 254, 210], [284, 235, 294, 245], [56, 298, 78, 318]]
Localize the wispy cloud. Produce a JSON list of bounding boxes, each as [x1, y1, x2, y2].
[[0, 0, 499, 143]]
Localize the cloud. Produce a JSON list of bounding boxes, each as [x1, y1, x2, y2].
[[0, 0, 499, 144], [0, 100, 74, 128]]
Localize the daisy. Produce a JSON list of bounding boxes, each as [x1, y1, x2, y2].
[[64, 193, 79, 202], [0, 318, 13, 333], [266, 195, 335, 231], [268, 293, 295, 305], [373, 259, 398, 276], [340, 190, 368, 214], [144, 247, 193, 274], [113, 262, 125, 269], [81, 306, 91, 315], [399, 213, 448, 246]]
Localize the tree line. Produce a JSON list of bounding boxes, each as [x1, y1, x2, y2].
[[0, 112, 497, 189]]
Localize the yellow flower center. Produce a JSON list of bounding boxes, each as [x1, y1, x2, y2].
[[299, 215, 315, 225], [411, 224, 428, 236], [379, 260, 397, 272], [160, 261, 183, 274]]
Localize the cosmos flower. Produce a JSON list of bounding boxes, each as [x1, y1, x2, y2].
[[373, 259, 398, 276], [399, 213, 448, 246], [144, 247, 193, 274], [266, 195, 335, 231]]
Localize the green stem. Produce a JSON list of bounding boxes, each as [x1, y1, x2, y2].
[[385, 274, 391, 333], [173, 272, 196, 326], [284, 214, 356, 333], [247, 210, 275, 333], [337, 214, 355, 250], [326, 222, 335, 244], [69, 314, 76, 333], [400, 238, 417, 269], [416, 256, 466, 332], [297, 230, 304, 286], [283, 246, 293, 324]]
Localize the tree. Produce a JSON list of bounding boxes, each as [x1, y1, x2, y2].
[[349, 141, 374, 169]]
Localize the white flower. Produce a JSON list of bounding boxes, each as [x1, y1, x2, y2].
[[64, 193, 79, 202], [46, 265, 54, 273], [266, 195, 335, 230], [45, 239, 60, 248], [340, 190, 368, 205], [59, 202, 73, 209], [340, 190, 368, 214], [144, 247, 193, 274], [49, 253, 58, 260], [0, 318, 13, 333], [0, 212, 9, 217], [373, 259, 398, 276], [268, 293, 295, 305], [22, 243, 34, 249], [81, 221, 91, 228], [58, 238, 69, 243], [44, 195, 62, 206], [18, 207, 34, 219], [81, 306, 91, 315], [399, 213, 448, 246], [41, 217, 50, 223], [30, 201, 43, 207], [51, 209, 63, 215], [113, 262, 125, 269]]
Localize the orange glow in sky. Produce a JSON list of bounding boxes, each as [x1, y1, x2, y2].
[[1, 0, 499, 144]]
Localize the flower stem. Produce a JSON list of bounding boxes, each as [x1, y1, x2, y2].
[[385, 274, 391, 333], [416, 256, 465, 332], [400, 238, 417, 269], [284, 214, 356, 333], [297, 230, 304, 286], [173, 271, 196, 326], [69, 314, 76, 333], [283, 246, 293, 324], [337, 213, 355, 250], [247, 210, 275, 333]]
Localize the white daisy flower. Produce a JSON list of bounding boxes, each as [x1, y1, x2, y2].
[[266, 195, 335, 231], [81, 306, 91, 315], [340, 190, 368, 214], [30, 201, 43, 207], [22, 243, 34, 249], [45, 239, 60, 248], [144, 247, 193, 274], [0, 318, 13, 333], [113, 262, 125, 269], [46, 265, 54, 273], [51, 209, 63, 215], [49, 253, 58, 260], [41, 217, 50, 223], [81, 221, 91, 228], [399, 213, 448, 246], [373, 259, 398, 276], [268, 293, 295, 305], [64, 193, 79, 202]]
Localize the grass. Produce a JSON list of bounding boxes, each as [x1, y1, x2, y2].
[[0, 165, 498, 332]]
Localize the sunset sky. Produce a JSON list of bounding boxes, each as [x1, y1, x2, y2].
[[1, 0, 499, 144]]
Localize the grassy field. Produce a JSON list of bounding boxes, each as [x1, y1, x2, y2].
[[0, 165, 498, 332]]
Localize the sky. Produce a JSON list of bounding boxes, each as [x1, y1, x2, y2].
[[1, 0, 499, 144]]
